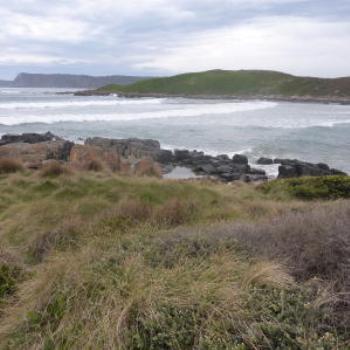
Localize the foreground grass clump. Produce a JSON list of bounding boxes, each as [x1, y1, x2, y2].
[[0, 158, 23, 174], [39, 161, 71, 177], [261, 175, 350, 200], [0, 171, 349, 349]]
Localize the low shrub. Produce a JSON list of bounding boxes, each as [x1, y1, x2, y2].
[[40, 161, 70, 177], [86, 159, 104, 172], [134, 159, 162, 178], [153, 198, 197, 227], [0, 158, 23, 174], [261, 175, 350, 200]]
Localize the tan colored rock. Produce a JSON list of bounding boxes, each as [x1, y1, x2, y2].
[[69, 144, 121, 171], [0, 141, 73, 169]]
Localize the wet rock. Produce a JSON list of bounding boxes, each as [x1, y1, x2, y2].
[[277, 159, 347, 178], [249, 168, 268, 175], [220, 173, 242, 182], [241, 174, 268, 182], [257, 157, 273, 165], [232, 154, 248, 165], [174, 150, 191, 162], [0, 132, 60, 146]]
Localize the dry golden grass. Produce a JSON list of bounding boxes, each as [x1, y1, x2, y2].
[[39, 160, 71, 177], [0, 158, 23, 174]]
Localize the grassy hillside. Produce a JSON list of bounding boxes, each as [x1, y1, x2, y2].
[[0, 169, 350, 348], [97, 70, 350, 99]]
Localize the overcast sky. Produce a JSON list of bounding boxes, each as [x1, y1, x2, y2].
[[0, 0, 349, 79]]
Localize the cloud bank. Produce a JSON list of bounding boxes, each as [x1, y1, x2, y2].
[[0, 0, 349, 78]]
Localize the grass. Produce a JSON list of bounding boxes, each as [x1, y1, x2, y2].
[[0, 171, 349, 348], [261, 175, 350, 200], [0, 159, 23, 174], [97, 69, 350, 99]]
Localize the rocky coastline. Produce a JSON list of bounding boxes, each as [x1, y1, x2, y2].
[[0, 132, 347, 181]]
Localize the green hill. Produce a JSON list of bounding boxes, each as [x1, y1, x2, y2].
[[96, 69, 350, 100]]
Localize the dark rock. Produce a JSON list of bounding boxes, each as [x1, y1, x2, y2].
[[257, 157, 273, 165], [174, 149, 191, 162], [216, 165, 233, 174], [241, 174, 268, 182], [156, 150, 174, 164], [195, 164, 217, 175], [278, 165, 298, 178], [232, 164, 251, 173], [232, 154, 248, 165], [249, 168, 267, 175], [0, 132, 60, 146], [317, 163, 330, 171], [220, 173, 242, 182], [277, 159, 348, 179], [217, 154, 230, 161], [331, 168, 347, 176]]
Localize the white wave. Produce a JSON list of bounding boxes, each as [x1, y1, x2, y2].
[[0, 98, 164, 110], [0, 101, 277, 125]]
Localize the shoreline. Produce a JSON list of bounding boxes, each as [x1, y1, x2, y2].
[[73, 90, 350, 105]]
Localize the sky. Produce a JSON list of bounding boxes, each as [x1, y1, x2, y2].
[[0, 0, 349, 79]]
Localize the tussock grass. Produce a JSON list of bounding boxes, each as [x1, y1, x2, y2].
[[0, 158, 23, 174], [0, 171, 349, 348], [39, 161, 71, 177]]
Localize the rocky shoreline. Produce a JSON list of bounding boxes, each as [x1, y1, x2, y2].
[[0, 132, 347, 181], [73, 90, 350, 105]]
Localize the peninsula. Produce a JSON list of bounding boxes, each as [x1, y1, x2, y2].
[[77, 69, 350, 104]]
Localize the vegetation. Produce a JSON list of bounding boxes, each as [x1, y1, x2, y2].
[[0, 171, 349, 349], [0, 159, 23, 174], [97, 69, 350, 99], [261, 175, 350, 200]]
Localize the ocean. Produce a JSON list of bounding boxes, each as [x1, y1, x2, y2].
[[0, 87, 349, 175]]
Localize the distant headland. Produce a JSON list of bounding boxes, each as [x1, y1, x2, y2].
[[0, 73, 152, 89], [76, 69, 350, 104]]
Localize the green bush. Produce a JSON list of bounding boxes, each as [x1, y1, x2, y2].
[[261, 176, 350, 200]]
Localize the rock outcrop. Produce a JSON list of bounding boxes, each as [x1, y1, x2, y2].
[[0, 140, 74, 169], [69, 144, 121, 171], [0, 132, 346, 182], [172, 150, 267, 182], [0, 132, 60, 146], [276, 159, 346, 178], [85, 137, 172, 163], [257, 157, 273, 165]]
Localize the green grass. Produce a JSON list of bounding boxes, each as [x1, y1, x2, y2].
[[97, 69, 350, 98], [0, 171, 349, 348], [261, 175, 350, 200]]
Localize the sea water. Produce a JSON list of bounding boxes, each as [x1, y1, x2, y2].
[[0, 88, 349, 175]]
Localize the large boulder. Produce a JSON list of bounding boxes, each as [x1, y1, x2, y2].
[[0, 140, 74, 168], [85, 137, 163, 160], [257, 157, 273, 165], [69, 144, 121, 171], [232, 154, 248, 165], [277, 159, 347, 178], [0, 132, 60, 146]]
